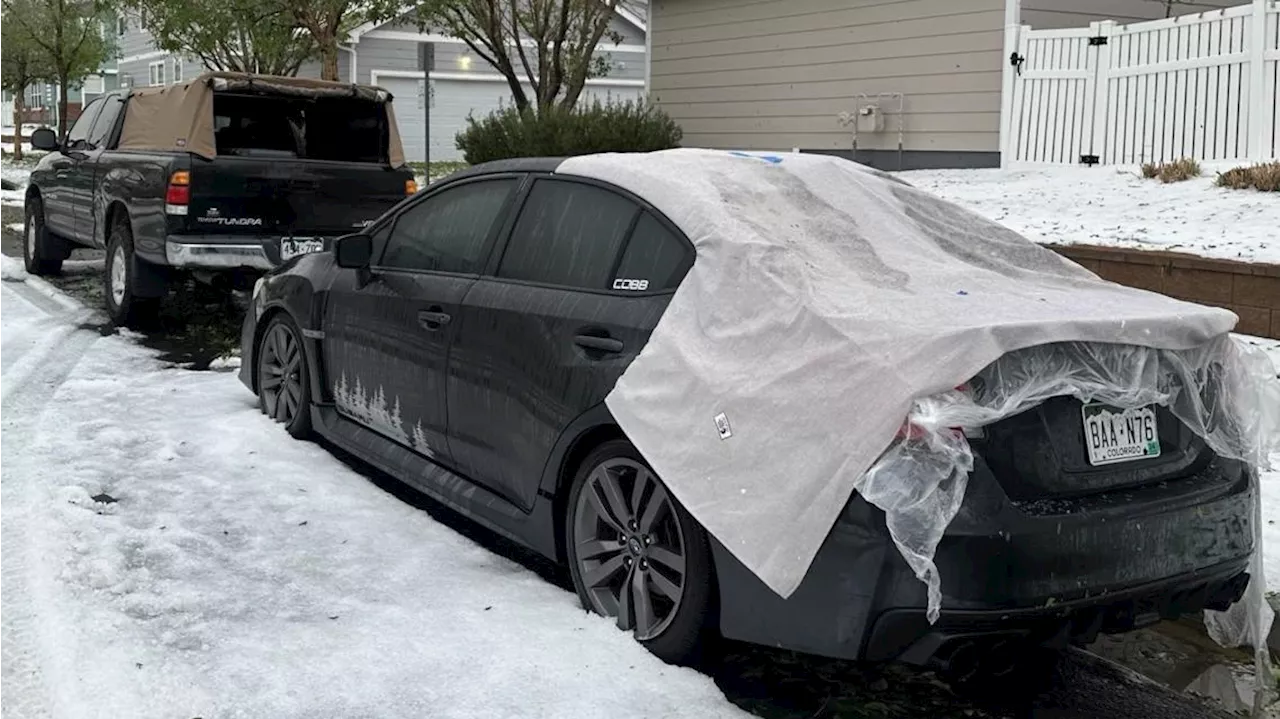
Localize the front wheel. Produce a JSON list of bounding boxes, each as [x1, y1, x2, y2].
[[23, 196, 63, 275], [256, 314, 313, 439], [565, 439, 714, 665]]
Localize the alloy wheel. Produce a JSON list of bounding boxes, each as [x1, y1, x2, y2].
[[572, 458, 687, 640], [109, 245, 127, 305], [260, 323, 303, 425]]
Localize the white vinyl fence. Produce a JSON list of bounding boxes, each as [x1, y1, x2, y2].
[[1003, 0, 1279, 166]]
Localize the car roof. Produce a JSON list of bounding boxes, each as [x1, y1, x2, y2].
[[442, 157, 565, 182]]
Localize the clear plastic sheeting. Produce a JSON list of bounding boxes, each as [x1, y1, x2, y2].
[[861, 336, 1279, 621], [554, 148, 1278, 666]]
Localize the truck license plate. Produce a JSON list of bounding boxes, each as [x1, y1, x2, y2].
[[1081, 403, 1160, 466], [281, 238, 325, 260]]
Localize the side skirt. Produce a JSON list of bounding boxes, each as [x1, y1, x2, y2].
[[310, 405, 561, 560]]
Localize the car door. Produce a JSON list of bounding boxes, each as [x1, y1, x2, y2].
[[321, 174, 521, 464], [446, 177, 695, 510], [76, 94, 126, 245], [56, 95, 104, 240], [43, 101, 102, 237]]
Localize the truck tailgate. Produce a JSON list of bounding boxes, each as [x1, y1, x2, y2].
[[186, 157, 409, 236]]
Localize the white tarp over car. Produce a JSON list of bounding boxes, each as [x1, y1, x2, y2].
[[554, 150, 1280, 643]]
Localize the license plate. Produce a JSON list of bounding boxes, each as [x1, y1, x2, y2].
[[1081, 403, 1161, 466], [281, 238, 325, 260]]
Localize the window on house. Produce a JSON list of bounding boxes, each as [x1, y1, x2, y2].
[[148, 61, 165, 87], [116, 15, 126, 36], [171, 58, 183, 84], [28, 85, 44, 109], [82, 75, 105, 95]]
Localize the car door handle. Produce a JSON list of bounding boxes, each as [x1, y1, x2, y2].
[[418, 310, 452, 330], [574, 335, 624, 353]]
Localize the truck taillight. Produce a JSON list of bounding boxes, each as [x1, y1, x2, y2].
[[165, 170, 190, 214], [405, 179, 418, 195]]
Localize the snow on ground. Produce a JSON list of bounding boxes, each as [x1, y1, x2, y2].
[[900, 165, 1280, 265], [0, 276, 747, 718]]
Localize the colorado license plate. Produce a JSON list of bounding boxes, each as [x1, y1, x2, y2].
[[1081, 403, 1160, 466], [281, 238, 325, 260]]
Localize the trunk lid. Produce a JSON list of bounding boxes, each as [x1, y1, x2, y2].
[[973, 395, 1212, 501]]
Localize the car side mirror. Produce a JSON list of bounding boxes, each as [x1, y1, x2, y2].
[[335, 233, 373, 269], [30, 127, 58, 152]]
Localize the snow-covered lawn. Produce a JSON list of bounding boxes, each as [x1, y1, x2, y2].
[[0, 261, 745, 718], [901, 165, 1280, 265]]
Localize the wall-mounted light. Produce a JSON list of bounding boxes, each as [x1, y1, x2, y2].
[[457, 55, 472, 71]]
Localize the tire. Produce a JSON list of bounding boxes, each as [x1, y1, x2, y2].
[[22, 196, 63, 276], [565, 439, 714, 665], [256, 314, 313, 439], [104, 216, 159, 328]]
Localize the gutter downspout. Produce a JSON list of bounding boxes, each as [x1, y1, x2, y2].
[[644, 1, 653, 96], [998, 0, 1021, 169], [341, 44, 358, 85]]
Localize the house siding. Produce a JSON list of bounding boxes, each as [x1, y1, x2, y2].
[[360, 13, 645, 86], [1020, 0, 1249, 30], [650, 0, 1006, 164]]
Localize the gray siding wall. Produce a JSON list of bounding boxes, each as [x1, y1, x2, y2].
[[1021, 0, 1250, 30], [650, 0, 1006, 155], [359, 12, 645, 86]]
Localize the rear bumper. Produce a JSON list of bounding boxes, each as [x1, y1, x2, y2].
[[711, 456, 1255, 664], [167, 240, 273, 271], [165, 235, 333, 271]]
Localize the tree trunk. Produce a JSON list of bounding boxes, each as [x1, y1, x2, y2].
[[321, 43, 339, 81], [13, 95, 25, 161], [57, 74, 70, 142]]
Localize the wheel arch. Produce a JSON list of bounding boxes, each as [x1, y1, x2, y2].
[[542, 415, 626, 564], [250, 304, 328, 405]]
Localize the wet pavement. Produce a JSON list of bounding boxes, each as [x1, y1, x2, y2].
[[0, 207, 1267, 719]]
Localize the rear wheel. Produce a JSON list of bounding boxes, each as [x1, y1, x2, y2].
[[23, 196, 63, 275], [104, 216, 159, 328], [256, 314, 313, 439], [565, 439, 713, 664]]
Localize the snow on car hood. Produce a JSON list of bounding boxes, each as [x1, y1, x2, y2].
[[555, 149, 1275, 608]]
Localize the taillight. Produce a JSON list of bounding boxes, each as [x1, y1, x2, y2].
[[405, 179, 418, 195], [894, 383, 985, 441], [165, 170, 190, 214]]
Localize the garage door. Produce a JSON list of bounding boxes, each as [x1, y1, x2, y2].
[[379, 76, 643, 163]]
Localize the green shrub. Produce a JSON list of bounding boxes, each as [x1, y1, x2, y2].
[[455, 96, 683, 164]]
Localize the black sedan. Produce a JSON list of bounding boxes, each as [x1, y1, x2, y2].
[[239, 156, 1253, 683]]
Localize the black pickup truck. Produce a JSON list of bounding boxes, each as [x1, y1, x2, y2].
[[24, 72, 416, 326]]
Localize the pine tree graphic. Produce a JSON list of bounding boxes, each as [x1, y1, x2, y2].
[[334, 373, 350, 412], [412, 421, 434, 457], [389, 397, 407, 443]]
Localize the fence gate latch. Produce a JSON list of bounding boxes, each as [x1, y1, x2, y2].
[[1079, 154, 1100, 165], [1009, 52, 1025, 76], [1088, 35, 1108, 46]]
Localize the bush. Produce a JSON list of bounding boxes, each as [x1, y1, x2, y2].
[[455, 96, 683, 164], [1215, 161, 1280, 192], [1215, 165, 1255, 190], [1137, 158, 1201, 183], [1249, 161, 1280, 192]]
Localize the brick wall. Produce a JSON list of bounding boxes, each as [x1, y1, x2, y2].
[[1049, 244, 1280, 340]]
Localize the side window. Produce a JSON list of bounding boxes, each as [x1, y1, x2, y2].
[[88, 96, 125, 148], [66, 98, 104, 147], [380, 178, 516, 274], [497, 179, 638, 290], [614, 212, 694, 291]]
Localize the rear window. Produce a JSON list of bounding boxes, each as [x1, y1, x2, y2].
[[212, 93, 389, 164]]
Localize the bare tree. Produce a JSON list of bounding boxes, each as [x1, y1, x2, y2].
[[416, 0, 636, 113], [1, 0, 113, 140], [1, 3, 53, 159]]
